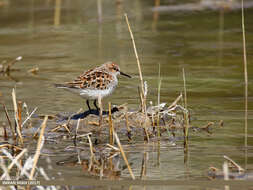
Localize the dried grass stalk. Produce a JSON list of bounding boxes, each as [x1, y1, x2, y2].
[[21, 107, 37, 128], [125, 13, 145, 113], [87, 134, 94, 157], [241, 0, 248, 148], [224, 155, 245, 173], [1, 148, 27, 179], [18, 101, 22, 129], [29, 116, 48, 180], [108, 102, 114, 145], [113, 130, 135, 180], [157, 65, 162, 140], [2, 103, 15, 137], [182, 68, 190, 147], [12, 88, 23, 146], [168, 93, 183, 109]]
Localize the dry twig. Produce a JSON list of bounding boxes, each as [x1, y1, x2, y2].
[[29, 116, 48, 180]]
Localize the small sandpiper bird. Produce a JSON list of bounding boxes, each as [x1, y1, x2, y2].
[[55, 62, 131, 112]]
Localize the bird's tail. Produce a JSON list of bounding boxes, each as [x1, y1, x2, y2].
[[54, 83, 67, 88]]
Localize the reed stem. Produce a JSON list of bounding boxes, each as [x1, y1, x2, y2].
[[29, 116, 48, 180], [108, 102, 114, 145], [125, 13, 145, 113], [12, 88, 23, 146], [113, 130, 135, 179], [157, 64, 162, 140], [241, 0, 248, 149], [2, 103, 15, 139], [182, 68, 190, 152]]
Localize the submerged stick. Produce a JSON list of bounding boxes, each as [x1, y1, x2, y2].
[[113, 130, 135, 179], [140, 152, 147, 179], [125, 13, 145, 113], [29, 116, 48, 180]]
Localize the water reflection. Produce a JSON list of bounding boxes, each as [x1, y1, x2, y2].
[[54, 0, 61, 27], [0, 0, 253, 185]]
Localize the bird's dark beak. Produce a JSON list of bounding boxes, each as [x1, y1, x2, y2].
[[120, 71, 131, 78]]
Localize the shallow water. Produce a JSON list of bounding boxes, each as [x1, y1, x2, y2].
[[0, 0, 253, 189]]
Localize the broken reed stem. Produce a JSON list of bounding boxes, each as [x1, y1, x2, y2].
[[87, 134, 94, 157], [21, 107, 37, 128], [74, 119, 81, 147], [113, 130, 135, 180], [29, 116, 48, 180], [108, 102, 114, 145], [18, 101, 22, 130], [1, 148, 27, 180], [168, 93, 183, 109], [223, 155, 245, 173], [223, 161, 229, 181], [5, 56, 22, 72], [143, 81, 149, 142], [0, 144, 22, 151], [2, 123, 8, 140], [12, 88, 23, 146], [157, 64, 162, 140], [182, 68, 189, 144], [182, 68, 187, 110], [125, 13, 145, 113], [241, 0, 248, 148], [0, 157, 11, 180], [2, 103, 15, 138]]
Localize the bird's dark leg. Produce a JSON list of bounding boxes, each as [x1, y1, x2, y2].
[[93, 99, 99, 111], [86, 100, 91, 112]]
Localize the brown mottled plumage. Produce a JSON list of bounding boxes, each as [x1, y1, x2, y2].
[[55, 62, 131, 111]]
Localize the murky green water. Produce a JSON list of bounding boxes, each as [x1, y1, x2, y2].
[[0, 0, 253, 189]]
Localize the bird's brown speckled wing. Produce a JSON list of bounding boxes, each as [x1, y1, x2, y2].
[[64, 71, 114, 90]]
